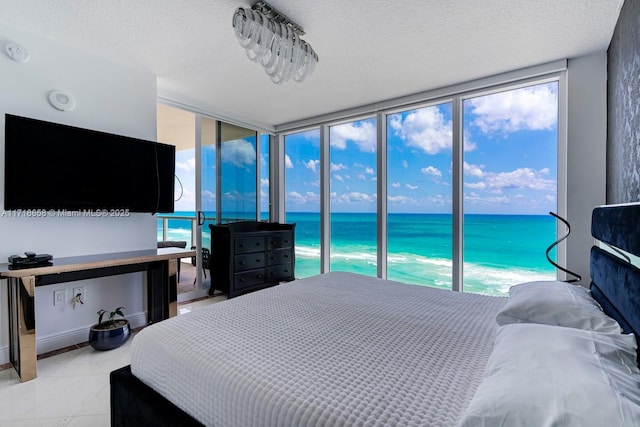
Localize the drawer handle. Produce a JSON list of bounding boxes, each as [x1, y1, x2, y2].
[[257, 275, 263, 279], [284, 254, 289, 258], [270, 256, 276, 261], [239, 278, 245, 283], [256, 259, 262, 263], [239, 244, 245, 248], [239, 261, 245, 265]]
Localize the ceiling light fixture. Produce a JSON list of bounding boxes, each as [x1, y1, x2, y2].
[[232, 1, 318, 84]]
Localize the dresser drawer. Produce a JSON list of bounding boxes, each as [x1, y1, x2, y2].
[[234, 253, 265, 272], [267, 248, 292, 266], [267, 264, 293, 281], [234, 269, 266, 290], [267, 232, 293, 250], [235, 236, 265, 254]]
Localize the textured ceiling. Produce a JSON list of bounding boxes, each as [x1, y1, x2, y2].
[[0, 0, 624, 129]]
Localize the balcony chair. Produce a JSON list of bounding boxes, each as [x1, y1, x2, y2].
[[191, 246, 211, 285]]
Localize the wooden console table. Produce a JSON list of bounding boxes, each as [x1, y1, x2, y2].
[[0, 247, 195, 382]]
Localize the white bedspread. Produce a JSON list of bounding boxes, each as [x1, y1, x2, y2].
[[131, 272, 506, 427]]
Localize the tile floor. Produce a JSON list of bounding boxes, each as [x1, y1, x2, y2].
[[0, 296, 224, 427]]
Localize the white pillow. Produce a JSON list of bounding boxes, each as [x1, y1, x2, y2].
[[457, 323, 640, 427], [495, 280, 622, 333]]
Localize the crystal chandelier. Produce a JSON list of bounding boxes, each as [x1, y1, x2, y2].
[[232, 1, 318, 84]]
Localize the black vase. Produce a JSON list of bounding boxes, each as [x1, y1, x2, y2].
[[88, 320, 131, 351]]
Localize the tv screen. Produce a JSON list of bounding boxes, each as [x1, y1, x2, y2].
[[4, 114, 175, 213]]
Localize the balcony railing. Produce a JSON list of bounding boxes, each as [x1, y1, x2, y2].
[[157, 214, 198, 248]]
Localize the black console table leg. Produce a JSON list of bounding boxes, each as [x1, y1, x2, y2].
[[146, 259, 178, 324]]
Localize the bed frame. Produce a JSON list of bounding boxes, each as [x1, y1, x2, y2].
[[589, 204, 640, 341], [110, 203, 640, 427]]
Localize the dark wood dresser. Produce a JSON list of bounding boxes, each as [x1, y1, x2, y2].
[[209, 221, 295, 298]]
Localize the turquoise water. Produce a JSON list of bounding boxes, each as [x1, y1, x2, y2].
[[159, 212, 557, 296]]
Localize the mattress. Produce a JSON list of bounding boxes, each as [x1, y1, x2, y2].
[[131, 272, 506, 427]]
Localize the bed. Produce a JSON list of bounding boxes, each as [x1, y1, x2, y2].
[[111, 203, 640, 426]]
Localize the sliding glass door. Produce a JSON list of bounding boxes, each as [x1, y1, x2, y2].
[[158, 104, 264, 302]]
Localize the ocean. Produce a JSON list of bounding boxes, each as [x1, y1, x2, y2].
[[158, 212, 557, 296]]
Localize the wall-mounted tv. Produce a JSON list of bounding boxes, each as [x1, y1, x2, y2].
[[4, 114, 175, 213]]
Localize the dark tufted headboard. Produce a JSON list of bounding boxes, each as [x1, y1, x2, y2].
[[590, 203, 640, 339]]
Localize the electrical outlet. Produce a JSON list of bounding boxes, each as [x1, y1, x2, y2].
[[72, 287, 85, 302], [53, 289, 66, 306]]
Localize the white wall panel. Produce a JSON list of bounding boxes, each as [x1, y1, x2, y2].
[[0, 24, 157, 362]]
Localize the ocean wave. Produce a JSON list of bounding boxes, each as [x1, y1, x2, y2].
[[295, 244, 554, 296]]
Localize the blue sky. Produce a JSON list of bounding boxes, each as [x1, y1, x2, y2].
[[172, 82, 558, 216], [285, 82, 558, 215]]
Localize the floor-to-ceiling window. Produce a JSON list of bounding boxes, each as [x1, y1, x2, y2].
[[280, 73, 561, 293], [329, 118, 377, 276], [386, 103, 453, 288], [284, 129, 321, 278], [461, 82, 558, 295]]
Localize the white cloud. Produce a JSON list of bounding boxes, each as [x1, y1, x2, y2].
[[304, 159, 320, 173], [222, 190, 256, 202], [467, 83, 558, 136], [389, 106, 454, 154], [464, 161, 485, 177], [333, 174, 344, 182], [287, 190, 319, 205], [464, 162, 555, 192], [332, 192, 377, 204], [285, 154, 294, 168], [387, 195, 417, 205], [331, 162, 348, 171], [485, 168, 555, 191], [465, 193, 510, 204], [406, 184, 418, 190], [287, 191, 305, 203], [202, 190, 215, 201], [357, 174, 366, 180], [260, 178, 269, 187], [464, 182, 486, 189], [402, 160, 408, 169], [176, 157, 196, 172], [364, 167, 374, 175], [391, 182, 401, 188], [330, 120, 376, 152], [220, 139, 256, 167], [421, 166, 442, 177]]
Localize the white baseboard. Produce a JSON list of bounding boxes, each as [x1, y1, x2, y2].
[[177, 286, 211, 303], [0, 311, 147, 365]]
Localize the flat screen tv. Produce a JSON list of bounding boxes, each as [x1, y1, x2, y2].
[[4, 114, 175, 213]]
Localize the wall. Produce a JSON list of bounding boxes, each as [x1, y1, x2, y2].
[[607, 0, 640, 203], [565, 53, 608, 284], [0, 25, 158, 363]]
